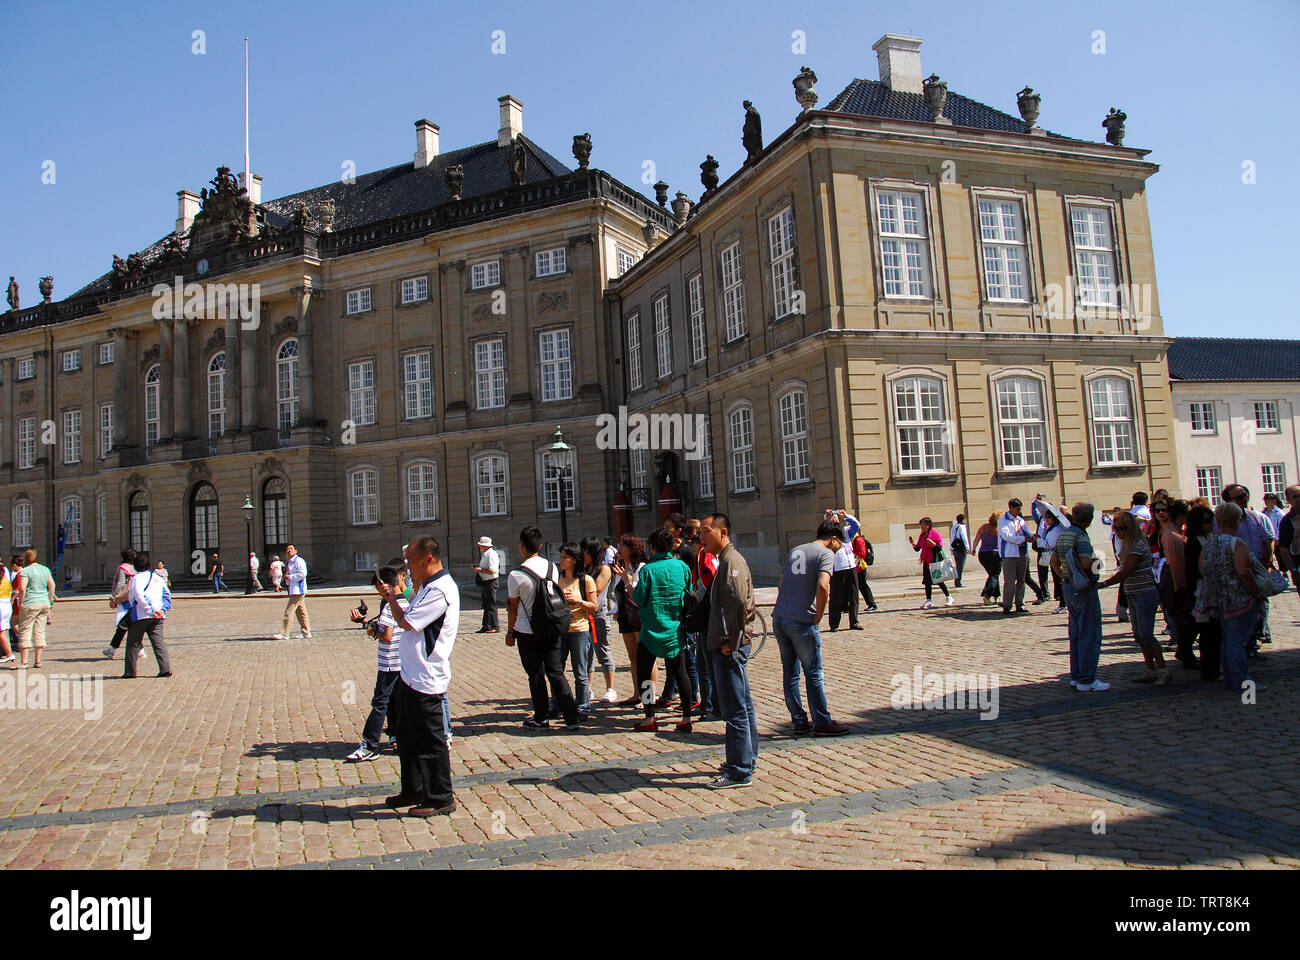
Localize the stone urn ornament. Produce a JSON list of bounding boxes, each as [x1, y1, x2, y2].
[[38, 276, 53, 303], [793, 65, 818, 112], [1102, 107, 1127, 145], [923, 74, 949, 121], [1017, 86, 1041, 130], [671, 191, 692, 227], [653, 180, 669, 207], [444, 163, 464, 200], [700, 154, 720, 194], [642, 220, 658, 247], [572, 133, 592, 170]]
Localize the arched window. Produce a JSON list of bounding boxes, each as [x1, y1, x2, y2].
[[349, 467, 378, 525], [277, 339, 300, 430], [144, 365, 161, 446], [777, 388, 810, 485], [191, 482, 219, 551], [994, 375, 1048, 470], [406, 461, 439, 522], [129, 491, 150, 552], [208, 352, 226, 438], [262, 477, 289, 550], [892, 375, 947, 474], [1088, 375, 1138, 466], [473, 453, 508, 517], [61, 496, 83, 545], [728, 405, 756, 493]]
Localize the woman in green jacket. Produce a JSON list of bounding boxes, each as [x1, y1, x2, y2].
[[629, 525, 694, 733]]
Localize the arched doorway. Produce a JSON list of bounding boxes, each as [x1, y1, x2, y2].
[[262, 476, 289, 558], [190, 482, 220, 558]]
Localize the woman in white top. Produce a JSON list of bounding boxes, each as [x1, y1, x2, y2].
[[269, 555, 284, 592], [582, 537, 619, 703], [611, 533, 650, 707]]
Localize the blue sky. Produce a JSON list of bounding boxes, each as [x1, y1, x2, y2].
[[1, 0, 1296, 338]]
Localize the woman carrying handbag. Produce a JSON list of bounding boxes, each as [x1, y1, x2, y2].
[[909, 517, 953, 609]]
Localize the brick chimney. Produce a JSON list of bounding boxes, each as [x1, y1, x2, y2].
[[176, 189, 201, 235], [238, 171, 262, 205], [873, 34, 924, 94], [497, 95, 523, 147], [414, 119, 440, 168]]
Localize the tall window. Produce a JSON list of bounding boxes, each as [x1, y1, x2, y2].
[[17, 417, 35, 469], [262, 477, 289, 548], [729, 406, 756, 493], [16, 358, 35, 380], [276, 340, 300, 430], [539, 330, 572, 401], [1089, 376, 1138, 466], [1196, 467, 1223, 502], [778, 389, 811, 484], [62, 497, 83, 544], [1254, 401, 1280, 432], [1070, 205, 1118, 307], [349, 468, 378, 525], [978, 198, 1028, 301], [696, 418, 714, 499], [98, 342, 114, 365], [626, 311, 642, 391], [471, 260, 501, 289], [404, 350, 432, 419], [191, 482, 219, 550], [406, 461, 439, 521], [12, 501, 32, 547], [474, 454, 508, 516], [62, 350, 81, 372], [399, 277, 427, 304], [346, 288, 372, 314], [631, 447, 648, 506], [62, 409, 81, 464], [129, 491, 150, 552], [541, 450, 576, 512], [96, 493, 108, 543], [1262, 464, 1286, 497], [688, 273, 706, 364], [876, 190, 931, 298], [348, 360, 376, 425], [475, 339, 506, 409], [144, 364, 161, 446], [208, 352, 226, 438], [1189, 401, 1217, 434], [653, 295, 672, 379], [995, 377, 1047, 469], [535, 248, 566, 277], [893, 375, 947, 474], [720, 242, 747, 342], [768, 206, 798, 318]]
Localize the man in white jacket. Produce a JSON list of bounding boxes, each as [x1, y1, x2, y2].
[[998, 499, 1033, 615], [274, 544, 311, 640], [123, 551, 172, 678]]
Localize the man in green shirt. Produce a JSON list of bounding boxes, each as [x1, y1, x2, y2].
[[17, 549, 56, 668]]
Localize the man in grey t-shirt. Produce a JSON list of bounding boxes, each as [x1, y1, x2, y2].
[[771, 519, 851, 737]]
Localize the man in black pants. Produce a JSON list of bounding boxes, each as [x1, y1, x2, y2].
[[471, 536, 500, 633], [506, 526, 580, 730]]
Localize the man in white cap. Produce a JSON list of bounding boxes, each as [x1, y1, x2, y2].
[[471, 536, 500, 633]]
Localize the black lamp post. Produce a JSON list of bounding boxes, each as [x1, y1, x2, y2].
[[548, 427, 572, 545], [242, 495, 255, 594]]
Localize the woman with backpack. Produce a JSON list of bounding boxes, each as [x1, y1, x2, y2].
[[852, 532, 878, 611], [629, 526, 695, 733], [557, 542, 599, 719], [611, 533, 649, 707]]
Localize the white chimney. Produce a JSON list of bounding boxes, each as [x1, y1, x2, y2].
[[497, 95, 523, 147], [414, 119, 440, 168], [176, 189, 201, 235], [873, 34, 924, 94], [238, 171, 262, 205]]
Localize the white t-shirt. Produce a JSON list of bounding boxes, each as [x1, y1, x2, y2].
[[250, 555, 260, 572], [398, 570, 459, 695], [375, 597, 405, 672], [507, 555, 555, 635], [269, 560, 284, 581], [477, 549, 500, 578], [603, 545, 617, 566]]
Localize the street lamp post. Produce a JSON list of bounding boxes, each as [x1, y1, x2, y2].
[[242, 495, 255, 594], [548, 427, 572, 545]]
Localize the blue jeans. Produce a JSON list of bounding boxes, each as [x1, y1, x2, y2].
[[362, 669, 401, 749], [710, 644, 759, 780], [1220, 605, 1258, 694], [1126, 587, 1160, 647], [1063, 581, 1102, 685], [773, 616, 831, 726], [212, 574, 227, 592], [661, 633, 700, 706], [566, 629, 593, 714]]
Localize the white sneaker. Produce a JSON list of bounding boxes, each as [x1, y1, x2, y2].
[[102, 647, 116, 660], [0, 654, 14, 664], [945, 596, 954, 606], [601, 688, 619, 703], [921, 600, 934, 610], [345, 745, 380, 762], [1052, 605, 1067, 614], [982, 595, 991, 606], [272, 634, 288, 641], [1080, 680, 1111, 692], [301, 632, 312, 640]]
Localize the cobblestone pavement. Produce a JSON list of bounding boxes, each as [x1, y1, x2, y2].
[[2, 585, 1297, 870]]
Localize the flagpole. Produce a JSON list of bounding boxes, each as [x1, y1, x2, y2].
[[243, 37, 250, 197]]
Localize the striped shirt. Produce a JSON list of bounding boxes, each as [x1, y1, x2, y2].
[[1121, 536, 1157, 594], [375, 598, 405, 672]]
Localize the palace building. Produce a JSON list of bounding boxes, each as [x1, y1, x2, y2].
[[2, 34, 1179, 583]]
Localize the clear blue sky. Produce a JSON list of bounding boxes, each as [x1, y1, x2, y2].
[[2, 0, 1296, 338]]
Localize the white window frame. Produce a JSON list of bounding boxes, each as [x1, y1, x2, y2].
[[348, 360, 376, 426], [1069, 203, 1119, 308], [12, 500, 33, 547], [208, 352, 226, 439], [777, 387, 811, 485], [535, 247, 567, 277], [1262, 464, 1286, 497], [474, 453, 509, 517], [1088, 375, 1139, 467], [993, 375, 1049, 471], [539, 329, 572, 402], [616, 248, 637, 278], [348, 467, 379, 526], [875, 188, 932, 299], [355, 552, 379, 573], [62, 496, 83, 545], [720, 241, 747, 343], [653, 294, 672, 380], [474, 338, 506, 410], [100, 401, 116, 459], [1189, 401, 1217, 435], [540, 449, 577, 513], [728, 404, 756, 493], [471, 260, 502, 290], [16, 358, 35, 381], [403, 350, 433, 420], [768, 206, 798, 319], [630, 447, 649, 506], [62, 349, 81, 373], [399, 276, 428, 305], [976, 197, 1030, 303], [1254, 400, 1280, 432], [62, 408, 81, 465], [276, 340, 300, 430], [626, 311, 642, 392], [892, 375, 949, 475], [17, 417, 35, 469], [1196, 466, 1223, 503], [346, 287, 373, 315], [696, 418, 714, 499], [144, 364, 161, 447], [96, 493, 108, 543], [98, 342, 114, 365], [406, 460, 439, 522], [687, 273, 706, 365]]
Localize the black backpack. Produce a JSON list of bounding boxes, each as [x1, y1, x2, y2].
[[520, 561, 571, 641]]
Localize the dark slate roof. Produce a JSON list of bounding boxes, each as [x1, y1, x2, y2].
[[1168, 338, 1300, 382], [824, 77, 1070, 139], [71, 135, 572, 298]]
